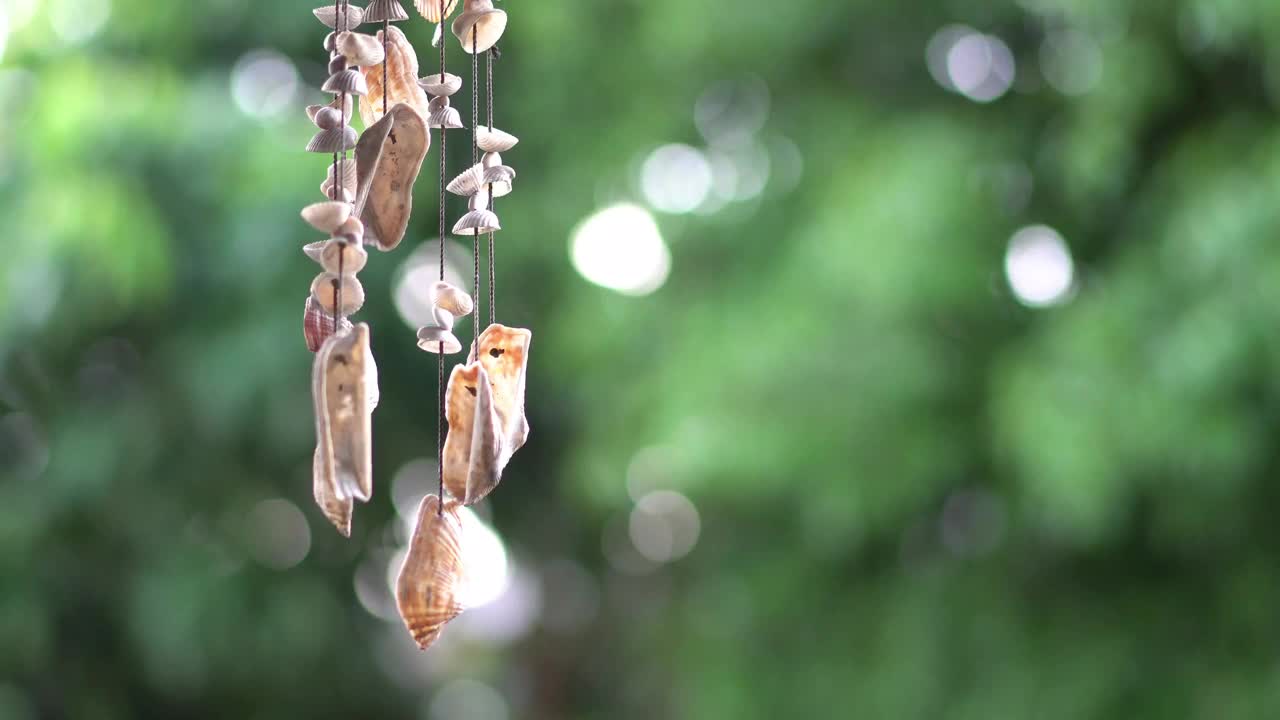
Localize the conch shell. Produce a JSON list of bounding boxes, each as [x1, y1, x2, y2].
[[353, 102, 428, 251], [471, 323, 531, 474], [312, 323, 375, 505], [313, 446, 353, 536], [441, 362, 499, 504], [395, 494, 466, 649], [360, 25, 431, 128]]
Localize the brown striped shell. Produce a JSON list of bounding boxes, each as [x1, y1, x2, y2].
[[395, 494, 466, 649], [442, 361, 499, 503], [359, 25, 430, 128], [303, 294, 354, 353]]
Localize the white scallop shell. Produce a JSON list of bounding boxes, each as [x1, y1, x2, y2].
[[301, 201, 353, 233], [418, 72, 462, 97], [446, 163, 510, 198], [451, 209, 500, 236], [322, 69, 369, 96], [306, 126, 358, 153], [314, 4, 366, 30], [311, 272, 367, 315], [414, 0, 459, 23], [417, 326, 463, 354], [428, 105, 465, 129], [430, 281, 474, 316], [451, 3, 506, 54], [320, 239, 369, 274], [338, 31, 385, 67], [364, 0, 409, 22], [475, 125, 517, 153]]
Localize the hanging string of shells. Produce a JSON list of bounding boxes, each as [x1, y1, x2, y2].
[[298, 0, 529, 652]]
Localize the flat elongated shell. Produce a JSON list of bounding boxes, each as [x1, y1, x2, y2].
[[314, 4, 365, 30], [471, 323, 531, 474], [360, 25, 430, 127], [417, 326, 462, 354], [315, 323, 374, 502], [452, 5, 506, 54], [414, 0, 458, 23], [307, 126, 358, 153], [431, 281, 473, 316], [418, 72, 462, 97], [395, 494, 466, 649], [301, 201, 352, 233], [442, 362, 500, 503], [338, 31, 385, 67], [313, 446, 353, 536], [475, 125, 518, 152], [364, 0, 409, 22], [354, 103, 428, 251], [451, 208, 500, 236], [311, 272, 366, 314], [322, 68, 369, 96], [303, 294, 354, 352]]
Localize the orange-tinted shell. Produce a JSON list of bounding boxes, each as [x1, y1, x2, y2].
[[442, 362, 500, 503], [472, 323, 531, 473], [360, 25, 430, 128], [395, 495, 466, 649]]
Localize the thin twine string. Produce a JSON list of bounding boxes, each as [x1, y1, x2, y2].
[[435, 0, 447, 515], [382, 17, 390, 117], [471, 26, 480, 355], [486, 48, 494, 326], [332, 0, 349, 336]]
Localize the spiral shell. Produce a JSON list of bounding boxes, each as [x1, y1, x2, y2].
[[303, 294, 354, 353], [414, 0, 458, 23], [338, 31, 385, 67], [395, 494, 466, 649], [311, 272, 367, 315], [364, 0, 409, 23], [418, 72, 462, 97], [475, 125, 518, 153], [451, 209, 500, 236], [313, 4, 365, 30], [322, 68, 369, 96], [301, 201, 352, 234], [306, 126, 358, 153], [431, 281, 474, 316], [360, 25, 430, 127], [313, 445, 353, 536], [417, 326, 463, 354], [451, 0, 506, 54]]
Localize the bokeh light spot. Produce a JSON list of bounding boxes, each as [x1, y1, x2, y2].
[[231, 49, 299, 120], [429, 679, 509, 720], [641, 144, 712, 214], [49, 0, 110, 45], [1004, 224, 1075, 307], [629, 490, 700, 564], [570, 203, 670, 296], [934, 27, 1016, 103], [245, 498, 311, 570]]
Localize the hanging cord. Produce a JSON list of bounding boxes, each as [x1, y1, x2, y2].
[[486, 48, 495, 326], [471, 26, 480, 352], [332, 0, 349, 336], [382, 17, 390, 116], [435, 0, 448, 515]]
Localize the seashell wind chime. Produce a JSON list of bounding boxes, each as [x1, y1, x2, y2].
[[299, 0, 528, 650]]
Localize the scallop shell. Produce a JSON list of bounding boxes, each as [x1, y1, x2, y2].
[[445, 163, 510, 198], [417, 72, 462, 97], [306, 104, 324, 123], [338, 31, 385, 67], [328, 55, 348, 75], [430, 305, 455, 331], [428, 105, 464, 129], [306, 126, 358, 153], [451, 209, 500, 236], [313, 106, 342, 130], [303, 241, 326, 263], [431, 281, 474, 316], [353, 103, 428, 252], [311, 272, 367, 315], [360, 25, 430, 127], [481, 165, 515, 193], [364, 0, 409, 23], [442, 361, 500, 503], [452, 0, 506, 54], [417, 326, 463, 354], [334, 215, 365, 245], [303, 294, 354, 352], [301, 201, 352, 234], [481, 151, 501, 169], [395, 494, 466, 649], [322, 68, 369, 96], [467, 192, 489, 212], [313, 4, 365, 30], [414, 0, 459, 23], [327, 158, 358, 194], [320, 239, 369, 274], [475, 125, 517, 153], [469, 323, 531, 475], [312, 323, 375, 503]]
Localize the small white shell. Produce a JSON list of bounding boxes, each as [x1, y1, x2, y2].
[[321, 184, 355, 203], [481, 151, 501, 169], [306, 126, 358, 153], [303, 241, 326, 263], [446, 163, 511, 198], [314, 4, 366, 30], [451, 209, 500, 236], [327, 159, 358, 196], [305, 104, 324, 123], [320, 239, 369, 274], [467, 192, 489, 211], [313, 106, 342, 130], [334, 216, 365, 245], [417, 326, 463, 354], [364, 0, 409, 22], [481, 165, 514, 195], [431, 281, 474, 316], [475, 126, 517, 153], [312, 272, 367, 315], [301, 201, 352, 233], [418, 72, 462, 97], [431, 305, 455, 331], [451, 1, 506, 54], [428, 105, 465, 130], [322, 69, 369, 96], [338, 31, 385, 67], [414, 0, 459, 23]]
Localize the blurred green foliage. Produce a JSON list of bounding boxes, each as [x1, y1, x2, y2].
[[3, 0, 1280, 718]]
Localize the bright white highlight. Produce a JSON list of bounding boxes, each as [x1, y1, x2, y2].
[[231, 49, 299, 119], [456, 506, 509, 608], [1005, 224, 1075, 308], [929, 26, 1015, 103], [641, 144, 712, 214], [628, 490, 701, 564], [49, 0, 110, 45], [570, 203, 670, 296]]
